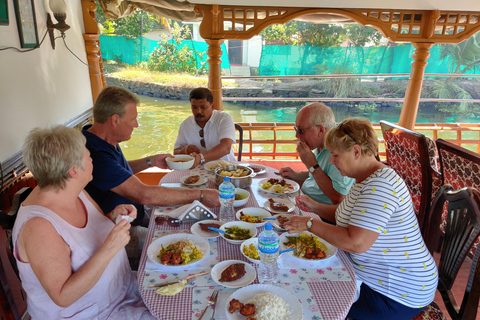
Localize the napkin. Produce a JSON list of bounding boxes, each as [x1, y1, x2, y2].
[[154, 200, 217, 220]]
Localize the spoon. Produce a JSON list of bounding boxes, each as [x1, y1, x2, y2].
[[262, 217, 276, 220], [279, 248, 296, 254], [287, 194, 304, 216], [207, 227, 246, 240], [274, 172, 281, 176]]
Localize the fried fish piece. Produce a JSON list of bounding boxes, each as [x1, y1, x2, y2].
[[240, 303, 256, 316], [184, 175, 200, 184], [219, 263, 246, 282], [229, 298, 244, 314], [199, 222, 221, 232], [268, 198, 289, 212]]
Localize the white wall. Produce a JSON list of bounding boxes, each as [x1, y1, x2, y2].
[[245, 35, 262, 68], [0, 0, 93, 162]]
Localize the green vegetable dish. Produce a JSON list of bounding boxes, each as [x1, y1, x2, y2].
[[224, 226, 251, 240]]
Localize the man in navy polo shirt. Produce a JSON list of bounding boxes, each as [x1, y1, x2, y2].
[[82, 86, 220, 228]]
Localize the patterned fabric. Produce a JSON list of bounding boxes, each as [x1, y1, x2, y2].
[[411, 301, 447, 320], [426, 137, 439, 171], [384, 131, 424, 215], [439, 148, 480, 256], [337, 168, 438, 308]]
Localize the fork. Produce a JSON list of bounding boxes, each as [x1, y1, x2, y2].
[[198, 290, 218, 320], [288, 192, 304, 216]]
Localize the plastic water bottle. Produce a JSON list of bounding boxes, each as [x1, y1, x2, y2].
[[218, 176, 235, 222], [258, 222, 280, 284]]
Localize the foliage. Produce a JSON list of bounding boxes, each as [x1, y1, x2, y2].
[[439, 33, 480, 74], [432, 78, 472, 112], [344, 25, 383, 47], [95, 7, 159, 39], [324, 66, 358, 97], [148, 22, 207, 75]]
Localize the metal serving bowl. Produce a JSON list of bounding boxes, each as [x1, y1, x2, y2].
[[214, 165, 255, 188]]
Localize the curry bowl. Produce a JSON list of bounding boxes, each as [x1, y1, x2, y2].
[[214, 165, 255, 188], [233, 188, 250, 207], [219, 221, 257, 245], [166, 155, 194, 170]]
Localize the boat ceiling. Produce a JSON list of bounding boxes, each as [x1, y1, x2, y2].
[[98, 0, 480, 22]]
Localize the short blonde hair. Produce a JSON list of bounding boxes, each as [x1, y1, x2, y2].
[[93, 86, 139, 124], [324, 118, 378, 157], [23, 126, 86, 190]]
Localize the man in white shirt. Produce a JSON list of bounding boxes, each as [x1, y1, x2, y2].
[[174, 87, 236, 167]]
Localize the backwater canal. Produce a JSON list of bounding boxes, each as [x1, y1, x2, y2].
[[121, 95, 479, 160]]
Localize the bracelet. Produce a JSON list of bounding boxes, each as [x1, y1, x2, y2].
[[199, 153, 205, 165], [146, 157, 152, 167], [199, 190, 204, 203]]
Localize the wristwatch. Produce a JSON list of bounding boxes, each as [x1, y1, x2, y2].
[[146, 157, 152, 167], [309, 164, 320, 173], [199, 153, 205, 165], [306, 218, 314, 232]]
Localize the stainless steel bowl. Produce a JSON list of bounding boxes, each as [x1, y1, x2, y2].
[[214, 165, 255, 188]]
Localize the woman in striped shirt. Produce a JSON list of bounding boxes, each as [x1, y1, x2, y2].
[[283, 118, 438, 320]]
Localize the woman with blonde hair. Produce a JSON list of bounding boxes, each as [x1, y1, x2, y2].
[[284, 118, 437, 320], [12, 126, 154, 319]]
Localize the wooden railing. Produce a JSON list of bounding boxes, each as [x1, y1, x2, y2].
[[234, 122, 480, 160]]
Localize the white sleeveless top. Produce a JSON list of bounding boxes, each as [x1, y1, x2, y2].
[[12, 191, 154, 320]]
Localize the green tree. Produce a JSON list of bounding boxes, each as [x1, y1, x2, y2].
[[439, 32, 480, 74], [344, 25, 383, 47], [95, 6, 158, 39], [148, 22, 206, 74]]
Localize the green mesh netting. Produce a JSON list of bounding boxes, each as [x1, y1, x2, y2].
[[99, 35, 231, 69], [258, 44, 476, 75]]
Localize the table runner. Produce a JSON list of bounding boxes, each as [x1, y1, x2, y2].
[[138, 164, 357, 320]]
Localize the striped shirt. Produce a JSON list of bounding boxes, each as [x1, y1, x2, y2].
[[336, 167, 438, 308]]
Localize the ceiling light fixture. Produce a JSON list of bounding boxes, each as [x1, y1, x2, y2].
[[47, 0, 70, 49]]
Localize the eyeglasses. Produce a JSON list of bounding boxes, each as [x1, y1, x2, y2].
[[199, 128, 206, 148], [338, 123, 358, 144], [293, 124, 320, 135]]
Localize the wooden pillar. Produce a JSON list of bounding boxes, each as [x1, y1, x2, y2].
[[205, 39, 224, 110], [81, 0, 105, 103], [398, 43, 433, 130]]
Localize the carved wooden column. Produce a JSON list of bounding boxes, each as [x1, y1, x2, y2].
[[398, 43, 433, 130], [205, 39, 224, 110], [81, 0, 105, 103]]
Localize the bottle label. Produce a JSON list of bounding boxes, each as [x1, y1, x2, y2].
[[259, 242, 279, 254], [219, 192, 234, 200]]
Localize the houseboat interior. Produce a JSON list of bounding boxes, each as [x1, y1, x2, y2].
[[2, 0, 480, 319]]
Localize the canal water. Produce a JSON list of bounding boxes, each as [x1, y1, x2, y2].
[[121, 95, 478, 160]]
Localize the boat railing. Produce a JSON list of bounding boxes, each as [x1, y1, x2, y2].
[[235, 122, 480, 160]]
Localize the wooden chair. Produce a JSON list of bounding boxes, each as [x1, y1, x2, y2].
[[0, 188, 32, 320], [436, 139, 480, 257], [380, 121, 440, 236], [234, 123, 243, 161], [416, 185, 480, 320]]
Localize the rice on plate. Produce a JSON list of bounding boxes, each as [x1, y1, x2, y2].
[[248, 292, 291, 320]]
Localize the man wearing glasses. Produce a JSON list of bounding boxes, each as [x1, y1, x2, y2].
[[280, 103, 354, 209], [174, 87, 237, 167]]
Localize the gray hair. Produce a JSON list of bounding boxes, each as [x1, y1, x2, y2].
[[23, 126, 86, 190], [304, 103, 336, 130], [93, 86, 139, 124]]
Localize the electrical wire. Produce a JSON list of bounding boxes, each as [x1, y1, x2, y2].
[[62, 36, 107, 75], [0, 28, 49, 52]]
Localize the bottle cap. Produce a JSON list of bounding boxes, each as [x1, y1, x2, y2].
[[265, 222, 272, 230], [223, 176, 230, 182]]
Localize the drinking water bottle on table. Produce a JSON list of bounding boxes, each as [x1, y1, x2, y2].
[[258, 222, 280, 284], [219, 176, 235, 222]]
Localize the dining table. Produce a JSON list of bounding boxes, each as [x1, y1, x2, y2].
[[138, 162, 357, 320]]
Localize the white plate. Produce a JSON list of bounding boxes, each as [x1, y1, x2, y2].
[[258, 178, 300, 194], [270, 213, 294, 232], [240, 238, 260, 264], [235, 207, 271, 227], [211, 260, 256, 288], [180, 174, 208, 186], [263, 198, 295, 214], [247, 164, 268, 175], [204, 160, 250, 172], [191, 220, 224, 239], [225, 284, 303, 320], [147, 234, 209, 266], [279, 231, 338, 261]]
